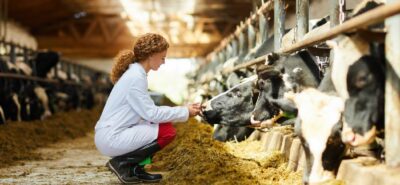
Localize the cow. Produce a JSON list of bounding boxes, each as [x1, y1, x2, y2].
[[320, 0, 386, 147], [279, 63, 349, 183], [0, 59, 23, 122], [250, 50, 321, 127], [201, 76, 258, 141], [329, 34, 385, 147], [287, 87, 347, 184], [0, 105, 5, 124], [212, 124, 254, 142], [202, 75, 258, 127]]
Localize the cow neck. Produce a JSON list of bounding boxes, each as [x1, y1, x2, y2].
[[298, 50, 321, 83]]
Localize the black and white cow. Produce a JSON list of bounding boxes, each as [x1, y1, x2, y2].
[[281, 64, 347, 184], [202, 76, 258, 141], [250, 50, 321, 127], [329, 34, 385, 147], [202, 76, 258, 126], [0, 59, 23, 122], [288, 87, 347, 184]]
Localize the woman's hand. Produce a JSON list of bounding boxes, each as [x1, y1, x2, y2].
[[187, 103, 201, 117]]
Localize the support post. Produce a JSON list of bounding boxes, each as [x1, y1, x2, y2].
[[66, 63, 72, 80], [274, 0, 285, 51], [9, 44, 15, 63], [259, 14, 268, 42], [296, 0, 309, 41], [330, 0, 340, 27], [385, 0, 400, 168]]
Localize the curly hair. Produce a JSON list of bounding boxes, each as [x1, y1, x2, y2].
[[110, 33, 169, 84]]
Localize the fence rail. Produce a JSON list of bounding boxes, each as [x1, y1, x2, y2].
[[221, 1, 400, 75]]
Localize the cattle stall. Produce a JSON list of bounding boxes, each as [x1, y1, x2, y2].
[[194, 0, 400, 184], [0, 0, 399, 184], [0, 40, 113, 124]]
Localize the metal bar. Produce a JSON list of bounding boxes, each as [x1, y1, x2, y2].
[[206, 1, 273, 57], [0, 72, 84, 86], [280, 1, 400, 54], [0, 72, 57, 83], [222, 55, 264, 74], [9, 44, 15, 63], [329, 0, 340, 69], [296, 0, 309, 40], [330, 0, 340, 27], [77, 65, 82, 78], [54, 63, 59, 79], [67, 63, 72, 80], [223, 2, 400, 73], [274, 0, 285, 51], [259, 13, 268, 43], [385, 0, 400, 168]]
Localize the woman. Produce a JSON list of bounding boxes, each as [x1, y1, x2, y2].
[[94, 33, 201, 184]]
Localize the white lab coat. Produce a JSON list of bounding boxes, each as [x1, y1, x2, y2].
[[94, 63, 189, 157]]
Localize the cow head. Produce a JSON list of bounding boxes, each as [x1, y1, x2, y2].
[[289, 89, 347, 184], [202, 76, 258, 126], [251, 68, 283, 124], [329, 35, 385, 147], [341, 55, 385, 146]]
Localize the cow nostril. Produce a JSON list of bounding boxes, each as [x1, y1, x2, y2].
[[342, 131, 356, 143]]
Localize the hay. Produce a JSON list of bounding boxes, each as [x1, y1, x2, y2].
[[152, 119, 302, 185], [0, 107, 101, 167]]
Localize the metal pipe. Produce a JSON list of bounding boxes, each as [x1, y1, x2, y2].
[[330, 0, 340, 27], [274, 0, 285, 51], [206, 1, 273, 59], [385, 0, 400, 168], [259, 13, 268, 42], [223, 2, 400, 73], [0, 72, 58, 84], [66, 63, 72, 80], [296, 0, 309, 41], [9, 44, 15, 63], [280, 1, 400, 54]]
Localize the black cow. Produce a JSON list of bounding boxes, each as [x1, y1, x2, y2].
[[250, 50, 321, 126], [0, 59, 23, 122], [34, 51, 60, 78]]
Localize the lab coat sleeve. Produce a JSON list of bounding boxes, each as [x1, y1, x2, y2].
[[126, 85, 189, 123]]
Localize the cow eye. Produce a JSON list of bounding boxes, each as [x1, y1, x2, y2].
[[355, 75, 368, 88], [258, 80, 264, 87], [226, 92, 233, 97]]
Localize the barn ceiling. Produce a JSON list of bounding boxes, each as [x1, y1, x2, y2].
[[8, 0, 255, 58]]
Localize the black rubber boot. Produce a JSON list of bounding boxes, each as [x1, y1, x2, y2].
[[129, 164, 162, 183], [107, 140, 162, 184], [106, 158, 141, 184]]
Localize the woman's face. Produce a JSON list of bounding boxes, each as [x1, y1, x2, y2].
[[149, 50, 167, 71]]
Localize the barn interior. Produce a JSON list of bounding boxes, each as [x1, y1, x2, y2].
[[0, 0, 400, 184]]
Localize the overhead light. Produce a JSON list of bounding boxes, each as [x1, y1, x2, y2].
[[74, 11, 87, 19]]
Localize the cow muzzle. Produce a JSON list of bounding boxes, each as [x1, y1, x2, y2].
[[308, 169, 335, 185], [341, 121, 377, 146]]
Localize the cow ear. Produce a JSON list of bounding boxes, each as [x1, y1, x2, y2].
[[326, 40, 338, 49], [265, 52, 280, 65]]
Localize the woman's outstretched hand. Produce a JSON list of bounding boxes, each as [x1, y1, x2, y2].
[[187, 103, 202, 117]]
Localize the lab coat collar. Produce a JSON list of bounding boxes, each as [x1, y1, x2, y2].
[[129, 62, 146, 76]]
